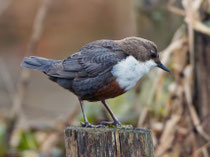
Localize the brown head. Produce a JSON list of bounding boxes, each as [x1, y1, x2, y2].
[[115, 36, 170, 72]]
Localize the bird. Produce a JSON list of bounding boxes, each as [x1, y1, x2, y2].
[[21, 36, 170, 127]]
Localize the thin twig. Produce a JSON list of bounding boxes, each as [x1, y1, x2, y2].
[[183, 66, 210, 141], [167, 0, 185, 16], [8, 0, 52, 145], [137, 35, 187, 127], [11, 0, 52, 117], [185, 0, 195, 69], [192, 0, 204, 12], [193, 142, 210, 157], [186, 19, 210, 35], [156, 115, 181, 157], [168, 0, 210, 36]]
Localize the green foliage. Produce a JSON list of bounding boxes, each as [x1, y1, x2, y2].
[[151, 11, 163, 21], [0, 122, 7, 156], [17, 130, 39, 151]]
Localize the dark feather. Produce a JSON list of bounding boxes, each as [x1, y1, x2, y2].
[[21, 56, 60, 72], [46, 40, 127, 79]]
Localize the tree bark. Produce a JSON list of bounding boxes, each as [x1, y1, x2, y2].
[[64, 126, 154, 157], [193, 31, 210, 150]]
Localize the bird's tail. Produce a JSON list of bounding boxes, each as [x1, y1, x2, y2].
[[21, 56, 58, 72]]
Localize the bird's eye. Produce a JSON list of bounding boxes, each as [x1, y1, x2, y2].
[[150, 51, 157, 58]]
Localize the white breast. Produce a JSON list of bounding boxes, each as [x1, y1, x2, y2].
[[111, 56, 156, 91]]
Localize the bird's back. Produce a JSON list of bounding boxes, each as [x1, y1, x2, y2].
[[21, 40, 127, 101]]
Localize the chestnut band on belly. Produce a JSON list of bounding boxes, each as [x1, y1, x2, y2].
[[90, 79, 125, 101]]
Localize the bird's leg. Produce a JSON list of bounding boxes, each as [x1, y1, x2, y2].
[[78, 98, 93, 128], [101, 100, 121, 126]]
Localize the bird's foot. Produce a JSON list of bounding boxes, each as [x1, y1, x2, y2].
[[81, 122, 94, 128], [100, 120, 122, 127], [81, 122, 105, 128]]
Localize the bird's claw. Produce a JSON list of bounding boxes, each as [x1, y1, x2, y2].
[[100, 121, 121, 127], [81, 122, 93, 128], [81, 122, 105, 128]]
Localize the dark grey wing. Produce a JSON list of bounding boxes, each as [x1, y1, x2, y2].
[[45, 62, 76, 78], [46, 40, 127, 79], [76, 45, 126, 77]]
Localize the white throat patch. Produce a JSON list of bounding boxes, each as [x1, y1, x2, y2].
[[111, 56, 156, 91]]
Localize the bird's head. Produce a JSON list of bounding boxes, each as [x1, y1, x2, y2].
[[116, 36, 170, 72]]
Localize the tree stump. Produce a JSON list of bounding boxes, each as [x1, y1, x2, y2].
[[64, 126, 154, 157]]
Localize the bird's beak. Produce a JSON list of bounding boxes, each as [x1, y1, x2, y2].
[[157, 62, 170, 72]]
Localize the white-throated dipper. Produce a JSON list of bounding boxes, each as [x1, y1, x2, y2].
[[21, 36, 170, 127]]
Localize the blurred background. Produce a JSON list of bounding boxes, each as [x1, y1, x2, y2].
[[0, 0, 209, 156]]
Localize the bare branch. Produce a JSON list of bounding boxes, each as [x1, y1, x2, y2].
[[167, 0, 185, 16], [193, 142, 210, 157], [183, 66, 210, 141], [7, 0, 52, 146], [11, 0, 52, 117]]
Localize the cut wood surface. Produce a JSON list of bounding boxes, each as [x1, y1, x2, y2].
[[65, 126, 154, 157]]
